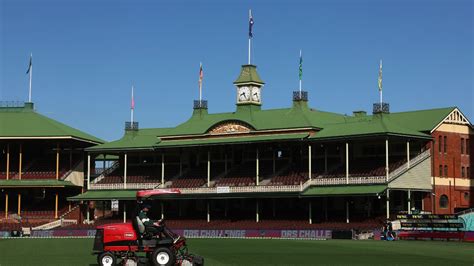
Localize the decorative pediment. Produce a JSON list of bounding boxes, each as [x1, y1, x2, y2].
[[443, 109, 470, 125], [208, 121, 253, 135]]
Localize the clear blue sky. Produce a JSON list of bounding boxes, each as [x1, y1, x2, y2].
[[1, 0, 472, 141]]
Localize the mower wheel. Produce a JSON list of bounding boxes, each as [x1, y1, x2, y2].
[[98, 252, 116, 266], [151, 247, 175, 266]]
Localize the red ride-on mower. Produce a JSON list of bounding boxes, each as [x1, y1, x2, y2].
[[92, 189, 204, 266]]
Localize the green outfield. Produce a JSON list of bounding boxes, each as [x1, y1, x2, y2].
[[0, 238, 472, 265]]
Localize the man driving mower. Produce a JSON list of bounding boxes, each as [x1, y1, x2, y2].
[[138, 203, 179, 243], [138, 204, 163, 235]]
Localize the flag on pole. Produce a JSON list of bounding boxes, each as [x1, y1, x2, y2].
[[26, 54, 32, 74], [199, 62, 203, 88], [299, 50, 303, 81], [378, 59, 383, 92], [249, 10, 254, 38], [131, 86, 135, 110]]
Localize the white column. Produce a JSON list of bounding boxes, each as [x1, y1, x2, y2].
[[345, 142, 349, 184], [407, 141, 411, 169], [207, 151, 211, 187], [256, 148, 260, 185], [256, 200, 259, 223], [385, 139, 389, 182], [161, 202, 164, 219], [386, 189, 390, 219], [308, 145, 312, 180], [346, 200, 350, 224], [86, 203, 90, 223], [207, 201, 210, 223], [161, 154, 165, 187], [309, 201, 312, 224], [87, 154, 91, 190], [124, 153, 128, 189], [407, 190, 411, 214], [123, 202, 127, 223]]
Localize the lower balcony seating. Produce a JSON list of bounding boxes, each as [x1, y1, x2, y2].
[[58, 217, 381, 231], [0, 172, 17, 179], [0, 218, 56, 231], [165, 219, 381, 230]]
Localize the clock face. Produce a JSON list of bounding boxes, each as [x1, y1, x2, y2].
[[251, 87, 261, 102], [238, 86, 251, 102]]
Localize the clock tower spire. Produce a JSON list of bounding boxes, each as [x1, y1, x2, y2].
[[234, 64, 264, 106]]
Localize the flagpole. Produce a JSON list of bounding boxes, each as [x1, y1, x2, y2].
[[28, 53, 33, 103], [199, 62, 202, 104], [131, 85, 134, 124], [299, 49, 302, 97], [379, 59, 383, 106], [248, 9, 252, 65]]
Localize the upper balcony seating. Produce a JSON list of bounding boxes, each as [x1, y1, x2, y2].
[[97, 165, 160, 184], [215, 162, 256, 187], [170, 178, 207, 188], [270, 171, 307, 185], [320, 157, 407, 178]]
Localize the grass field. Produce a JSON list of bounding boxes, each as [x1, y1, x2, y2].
[[0, 238, 472, 265]]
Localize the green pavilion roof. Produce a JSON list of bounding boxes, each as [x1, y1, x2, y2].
[[0, 179, 78, 188], [0, 102, 103, 144], [86, 103, 461, 152], [301, 185, 387, 196], [68, 190, 138, 201]]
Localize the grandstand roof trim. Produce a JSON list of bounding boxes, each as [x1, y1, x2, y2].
[[155, 132, 310, 148], [0, 179, 78, 188], [301, 185, 387, 196], [0, 103, 104, 144]]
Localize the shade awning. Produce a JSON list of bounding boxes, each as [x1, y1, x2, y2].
[[0, 179, 78, 188], [67, 190, 138, 201], [301, 185, 387, 196]]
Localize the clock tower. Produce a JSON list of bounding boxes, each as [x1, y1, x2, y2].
[[234, 64, 264, 106]]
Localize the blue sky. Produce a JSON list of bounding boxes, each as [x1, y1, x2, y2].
[[1, 0, 472, 141]]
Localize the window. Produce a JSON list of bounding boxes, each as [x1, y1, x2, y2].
[[439, 195, 449, 209], [461, 138, 465, 154], [438, 136, 442, 153], [444, 165, 448, 177], [439, 165, 443, 177], [462, 167, 465, 178], [468, 167, 470, 178], [464, 192, 469, 202], [444, 136, 447, 153], [467, 139, 470, 155]]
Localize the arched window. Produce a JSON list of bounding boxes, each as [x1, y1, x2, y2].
[[439, 195, 449, 209]]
